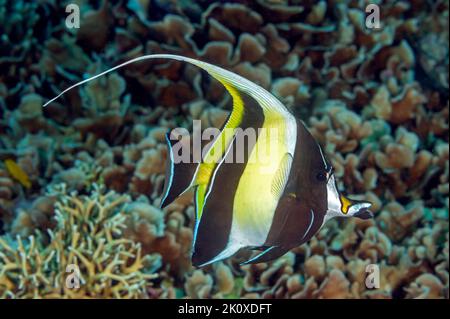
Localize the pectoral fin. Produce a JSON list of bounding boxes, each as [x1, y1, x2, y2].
[[271, 153, 293, 199]]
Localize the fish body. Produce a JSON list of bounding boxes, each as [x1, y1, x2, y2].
[[4, 159, 31, 189], [44, 54, 373, 266]]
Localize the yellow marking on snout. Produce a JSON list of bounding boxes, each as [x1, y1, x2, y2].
[[340, 194, 352, 214]]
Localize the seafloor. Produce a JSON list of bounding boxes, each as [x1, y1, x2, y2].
[[0, 0, 448, 299]]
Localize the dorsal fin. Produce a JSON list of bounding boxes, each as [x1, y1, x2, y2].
[[160, 132, 199, 208], [44, 54, 293, 120]]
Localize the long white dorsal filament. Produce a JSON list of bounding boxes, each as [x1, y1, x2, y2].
[[43, 54, 195, 107]]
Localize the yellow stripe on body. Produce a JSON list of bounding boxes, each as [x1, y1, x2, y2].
[[188, 59, 297, 246], [340, 194, 352, 214], [231, 115, 289, 246], [194, 81, 245, 220]]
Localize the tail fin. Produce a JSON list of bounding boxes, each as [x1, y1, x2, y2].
[[160, 132, 198, 208]]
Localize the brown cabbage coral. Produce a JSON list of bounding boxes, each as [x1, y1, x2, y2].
[[0, 0, 448, 300], [0, 167, 19, 203], [0, 186, 160, 298], [73, 72, 130, 141], [123, 199, 165, 255], [309, 102, 373, 155], [184, 269, 214, 299], [241, 252, 296, 298], [10, 195, 57, 236], [404, 274, 446, 299]]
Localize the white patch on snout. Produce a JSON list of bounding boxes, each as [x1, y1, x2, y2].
[[322, 174, 342, 225], [348, 201, 371, 216]]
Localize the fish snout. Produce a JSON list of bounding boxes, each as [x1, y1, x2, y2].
[[350, 201, 373, 220]]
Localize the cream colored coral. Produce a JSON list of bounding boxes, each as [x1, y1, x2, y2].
[[0, 186, 158, 298]]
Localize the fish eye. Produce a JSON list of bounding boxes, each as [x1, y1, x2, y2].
[[315, 171, 327, 182]]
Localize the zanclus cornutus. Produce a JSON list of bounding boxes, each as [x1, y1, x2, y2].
[[44, 54, 373, 267]]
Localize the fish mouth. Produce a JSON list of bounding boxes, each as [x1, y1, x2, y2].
[[352, 202, 373, 220]]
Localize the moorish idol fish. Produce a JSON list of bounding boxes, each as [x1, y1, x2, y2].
[[44, 54, 373, 267]]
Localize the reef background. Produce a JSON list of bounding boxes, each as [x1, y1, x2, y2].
[[0, 0, 448, 299]]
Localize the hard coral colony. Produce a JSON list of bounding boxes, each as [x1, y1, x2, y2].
[[0, 0, 448, 299]]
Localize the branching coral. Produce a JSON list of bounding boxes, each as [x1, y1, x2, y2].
[[0, 186, 160, 298]]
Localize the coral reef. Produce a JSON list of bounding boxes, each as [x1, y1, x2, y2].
[[0, 0, 448, 299], [0, 186, 160, 298]]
